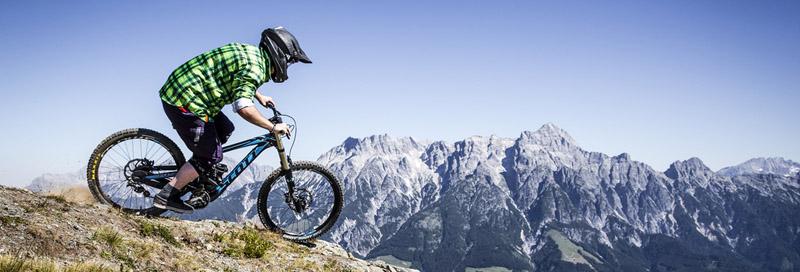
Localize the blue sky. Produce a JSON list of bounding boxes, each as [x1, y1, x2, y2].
[[0, 1, 798, 187]]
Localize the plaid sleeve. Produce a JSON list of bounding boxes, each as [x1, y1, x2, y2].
[[230, 63, 265, 100]]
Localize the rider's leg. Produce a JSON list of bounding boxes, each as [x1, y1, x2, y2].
[[169, 163, 199, 189], [156, 102, 222, 212], [154, 163, 197, 213], [173, 118, 223, 187], [155, 137, 221, 213]]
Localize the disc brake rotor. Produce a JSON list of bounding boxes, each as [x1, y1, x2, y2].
[[284, 188, 314, 214]]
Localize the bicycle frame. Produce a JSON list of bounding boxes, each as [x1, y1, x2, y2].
[[143, 131, 293, 200]]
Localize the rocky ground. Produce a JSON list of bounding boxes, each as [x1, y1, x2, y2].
[[0, 185, 416, 272]]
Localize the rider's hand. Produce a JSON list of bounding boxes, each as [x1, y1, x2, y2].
[[256, 94, 275, 108], [272, 123, 291, 137]]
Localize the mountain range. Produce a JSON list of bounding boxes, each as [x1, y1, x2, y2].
[[26, 124, 800, 271]]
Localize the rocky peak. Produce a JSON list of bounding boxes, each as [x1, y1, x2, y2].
[[718, 157, 800, 177], [321, 134, 428, 162], [512, 124, 586, 171], [357, 134, 422, 153], [665, 157, 713, 180], [613, 152, 632, 161], [519, 123, 578, 150]]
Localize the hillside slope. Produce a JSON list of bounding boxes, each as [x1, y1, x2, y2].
[[0, 185, 415, 272]]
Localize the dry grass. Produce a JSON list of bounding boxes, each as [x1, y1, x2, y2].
[[0, 255, 112, 272], [322, 259, 353, 272], [171, 257, 202, 272], [290, 256, 322, 271], [63, 262, 114, 272], [0, 255, 56, 272]]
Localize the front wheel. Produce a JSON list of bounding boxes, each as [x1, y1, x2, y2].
[[257, 161, 343, 241]]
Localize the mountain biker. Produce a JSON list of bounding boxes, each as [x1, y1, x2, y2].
[[154, 27, 312, 213]]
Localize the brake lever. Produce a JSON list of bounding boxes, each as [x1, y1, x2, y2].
[[266, 104, 290, 139]]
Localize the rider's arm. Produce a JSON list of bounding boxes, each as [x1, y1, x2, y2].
[[254, 91, 273, 107], [237, 106, 275, 131], [236, 106, 291, 136]]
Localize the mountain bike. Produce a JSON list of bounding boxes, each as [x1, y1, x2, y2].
[[85, 106, 343, 241]]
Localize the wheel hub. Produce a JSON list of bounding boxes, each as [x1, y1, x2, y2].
[[285, 188, 314, 213], [123, 159, 154, 197]]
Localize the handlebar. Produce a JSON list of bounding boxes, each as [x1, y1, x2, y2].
[[266, 103, 283, 124]]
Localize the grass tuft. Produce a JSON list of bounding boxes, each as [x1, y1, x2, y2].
[[0, 215, 25, 225], [220, 228, 274, 258], [0, 255, 27, 272], [0, 255, 57, 272], [138, 220, 179, 246], [91, 226, 136, 268], [92, 226, 123, 249]]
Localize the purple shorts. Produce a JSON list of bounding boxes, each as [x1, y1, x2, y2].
[[162, 102, 234, 168]]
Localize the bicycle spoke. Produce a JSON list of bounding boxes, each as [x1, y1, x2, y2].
[[120, 141, 132, 161], [95, 137, 178, 212], [152, 149, 169, 166]]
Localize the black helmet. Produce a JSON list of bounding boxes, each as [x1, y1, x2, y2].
[[260, 27, 312, 83]]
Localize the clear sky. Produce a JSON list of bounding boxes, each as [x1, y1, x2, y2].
[[0, 1, 798, 187]]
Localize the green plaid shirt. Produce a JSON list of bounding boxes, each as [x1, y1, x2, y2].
[[159, 43, 270, 120]]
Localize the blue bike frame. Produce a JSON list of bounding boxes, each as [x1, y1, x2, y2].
[[143, 133, 280, 198]]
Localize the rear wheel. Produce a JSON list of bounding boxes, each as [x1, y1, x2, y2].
[[257, 161, 343, 241], [86, 128, 184, 216]]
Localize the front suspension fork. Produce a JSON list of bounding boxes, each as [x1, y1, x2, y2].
[[274, 133, 296, 194]]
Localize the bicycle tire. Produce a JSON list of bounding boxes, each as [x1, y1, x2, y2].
[[86, 128, 184, 216], [257, 161, 343, 241]]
